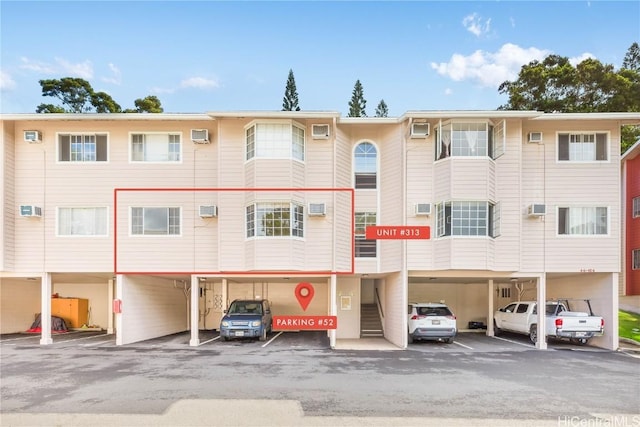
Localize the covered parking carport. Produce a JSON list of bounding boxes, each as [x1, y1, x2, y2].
[[407, 271, 618, 350]]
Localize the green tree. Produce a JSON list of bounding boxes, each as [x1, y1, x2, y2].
[[498, 43, 640, 153], [622, 42, 640, 71], [375, 99, 388, 117], [36, 77, 163, 114], [282, 69, 300, 111], [124, 96, 164, 113], [348, 80, 367, 117]]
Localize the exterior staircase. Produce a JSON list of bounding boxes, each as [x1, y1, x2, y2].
[[360, 304, 384, 338]]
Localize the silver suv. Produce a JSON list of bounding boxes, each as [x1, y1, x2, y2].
[[407, 302, 457, 344]]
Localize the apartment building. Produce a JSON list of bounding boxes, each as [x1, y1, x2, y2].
[[2, 111, 638, 351], [622, 140, 640, 296]]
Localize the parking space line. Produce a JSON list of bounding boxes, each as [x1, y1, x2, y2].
[[199, 336, 220, 346], [0, 335, 41, 343], [261, 331, 283, 348], [53, 333, 111, 344], [453, 341, 473, 349], [492, 336, 533, 348]]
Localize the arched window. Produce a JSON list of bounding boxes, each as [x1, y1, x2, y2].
[[354, 142, 377, 189]]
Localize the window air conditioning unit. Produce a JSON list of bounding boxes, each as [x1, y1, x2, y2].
[[528, 132, 543, 143], [24, 130, 42, 143], [311, 124, 330, 140], [19, 205, 42, 217], [415, 203, 432, 216], [528, 204, 546, 216], [308, 203, 326, 216], [410, 123, 430, 138], [199, 205, 217, 218], [191, 129, 210, 144]]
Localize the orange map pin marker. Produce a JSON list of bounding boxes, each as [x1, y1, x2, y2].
[[295, 282, 314, 311]]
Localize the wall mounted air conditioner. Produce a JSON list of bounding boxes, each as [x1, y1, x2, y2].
[[19, 205, 42, 217], [528, 132, 543, 143], [199, 205, 217, 218], [528, 204, 546, 216], [311, 124, 330, 139], [410, 123, 430, 138], [191, 129, 210, 143], [308, 203, 326, 216], [415, 203, 432, 216], [24, 130, 42, 143]]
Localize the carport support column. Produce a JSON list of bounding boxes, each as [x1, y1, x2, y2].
[[487, 279, 494, 336], [39, 273, 53, 345], [329, 274, 337, 349], [536, 274, 547, 350], [189, 275, 199, 347]]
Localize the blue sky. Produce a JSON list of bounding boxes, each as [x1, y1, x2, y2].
[[1, 1, 638, 116]]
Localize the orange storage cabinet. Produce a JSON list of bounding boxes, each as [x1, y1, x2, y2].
[[51, 298, 89, 328]]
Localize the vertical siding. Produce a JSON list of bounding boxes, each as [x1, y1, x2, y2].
[[379, 126, 403, 273], [120, 275, 187, 344], [1, 121, 16, 270], [625, 155, 640, 294], [383, 272, 404, 347], [0, 279, 40, 333], [334, 127, 353, 272]]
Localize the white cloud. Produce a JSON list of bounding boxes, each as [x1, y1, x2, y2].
[[19, 56, 93, 79], [569, 52, 595, 66], [0, 70, 16, 91], [101, 63, 122, 85], [179, 77, 219, 89], [462, 13, 491, 37], [431, 43, 551, 88], [444, 88, 453, 96], [151, 76, 219, 95]]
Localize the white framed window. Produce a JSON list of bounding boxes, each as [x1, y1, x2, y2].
[[633, 249, 640, 270], [557, 206, 608, 235], [355, 212, 377, 257], [436, 201, 500, 237], [58, 133, 108, 162], [557, 132, 608, 162], [354, 142, 377, 189], [246, 202, 304, 238], [130, 133, 181, 162], [633, 197, 640, 218], [435, 120, 503, 160], [245, 121, 305, 161], [57, 207, 108, 236], [131, 207, 181, 235]]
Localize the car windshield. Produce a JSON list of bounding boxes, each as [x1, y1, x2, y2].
[[417, 306, 451, 316], [228, 301, 262, 315]]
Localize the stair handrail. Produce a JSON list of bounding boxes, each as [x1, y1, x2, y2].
[[375, 287, 384, 322]]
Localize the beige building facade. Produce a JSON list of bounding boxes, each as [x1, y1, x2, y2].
[[2, 111, 639, 350]]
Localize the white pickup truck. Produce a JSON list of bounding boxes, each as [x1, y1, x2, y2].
[[493, 299, 604, 345]]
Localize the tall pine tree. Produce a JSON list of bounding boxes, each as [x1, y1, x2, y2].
[[348, 80, 367, 117], [375, 99, 388, 117], [282, 69, 301, 111]]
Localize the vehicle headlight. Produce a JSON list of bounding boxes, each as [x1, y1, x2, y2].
[[221, 321, 229, 327], [251, 320, 261, 327]]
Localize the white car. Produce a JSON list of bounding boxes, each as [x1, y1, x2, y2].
[[408, 302, 457, 344]]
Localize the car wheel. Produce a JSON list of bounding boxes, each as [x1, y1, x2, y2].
[[259, 327, 267, 341], [446, 337, 454, 344], [407, 332, 414, 344], [529, 325, 537, 344], [493, 320, 501, 336], [223, 336, 230, 342]]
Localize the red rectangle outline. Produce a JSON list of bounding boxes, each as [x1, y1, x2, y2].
[[114, 187, 354, 276], [272, 315, 338, 330]]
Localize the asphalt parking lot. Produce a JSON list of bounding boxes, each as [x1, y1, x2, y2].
[[1, 330, 639, 426]]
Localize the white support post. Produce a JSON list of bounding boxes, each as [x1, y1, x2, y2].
[[115, 275, 123, 346], [329, 274, 337, 349], [190, 275, 200, 347], [107, 278, 114, 334], [39, 273, 52, 345], [487, 279, 494, 336], [536, 274, 547, 350]]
